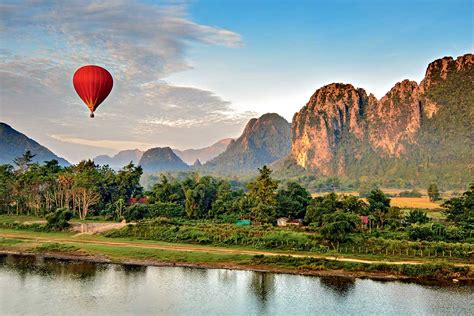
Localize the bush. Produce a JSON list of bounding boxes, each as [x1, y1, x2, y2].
[[123, 202, 184, 221], [398, 190, 422, 198], [406, 209, 429, 224], [45, 208, 73, 231], [407, 222, 466, 242]]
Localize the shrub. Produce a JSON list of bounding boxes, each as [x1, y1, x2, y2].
[[406, 209, 429, 224], [123, 202, 184, 221], [398, 190, 422, 198], [45, 208, 73, 231]]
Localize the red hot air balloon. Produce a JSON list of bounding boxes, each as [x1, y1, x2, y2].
[[73, 65, 113, 118]]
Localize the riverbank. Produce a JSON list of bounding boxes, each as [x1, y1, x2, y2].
[[1, 230, 472, 284]]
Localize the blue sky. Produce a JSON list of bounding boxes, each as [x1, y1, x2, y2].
[[0, 0, 472, 162], [168, 0, 473, 118]]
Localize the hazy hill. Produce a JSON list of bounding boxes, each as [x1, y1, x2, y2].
[[0, 122, 70, 166], [173, 138, 232, 165], [94, 149, 143, 169], [204, 113, 291, 173], [138, 147, 190, 173]]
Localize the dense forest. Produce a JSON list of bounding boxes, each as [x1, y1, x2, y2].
[[0, 151, 472, 251]]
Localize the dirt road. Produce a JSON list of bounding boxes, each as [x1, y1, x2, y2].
[[0, 231, 471, 267]]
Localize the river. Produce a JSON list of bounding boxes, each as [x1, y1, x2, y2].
[[0, 254, 472, 315]]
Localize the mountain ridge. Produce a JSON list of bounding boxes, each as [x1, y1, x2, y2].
[[0, 122, 70, 166], [285, 53, 473, 187], [204, 113, 292, 173], [138, 147, 190, 173]]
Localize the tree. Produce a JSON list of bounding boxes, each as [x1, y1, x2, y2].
[[116, 162, 143, 200], [185, 188, 200, 218], [71, 160, 101, 219], [442, 183, 474, 231], [210, 181, 243, 218], [406, 209, 429, 224], [0, 164, 14, 213], [73, 187, 100, 220], [427, 183, 440, 202], [151, 174, 186, 205], [46, 208, 73, 231], [367, 189, 390, 227], [304, 193, 367, 226], [247, 166, 278, 223], [114, 198, 125, 220], [320, 211, 359, 243], [304, 193, 339, 226], [276, 182, 311, 219], [13, 150, 36, 172]]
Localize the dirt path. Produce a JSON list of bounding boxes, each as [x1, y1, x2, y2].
[[69, 222, 128, 234], [0, 231, 471, 267]]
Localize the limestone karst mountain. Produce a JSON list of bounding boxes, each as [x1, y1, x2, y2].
[[283, 53, 473, 187], [204, 113, 292, 173]]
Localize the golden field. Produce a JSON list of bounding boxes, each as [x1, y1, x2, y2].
[[390, 197, 441, 209], [312, 191, 443, 210]]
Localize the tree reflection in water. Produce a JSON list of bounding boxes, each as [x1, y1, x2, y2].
[[116, 264, 147, 276], [249, 271, 275, 308], [319, 276, 356, 298], [0, 254, 104, 280]]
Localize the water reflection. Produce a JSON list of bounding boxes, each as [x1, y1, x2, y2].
[[115, 264, 147, 275], [249, 272, 275, 305], [217, 269, 237, 284], [0, 255, 472, 315], [0, 254, 106, 280], [319, 276, 356, 297]]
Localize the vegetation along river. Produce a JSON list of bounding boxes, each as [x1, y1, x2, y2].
[[0, 254, 472, 315]]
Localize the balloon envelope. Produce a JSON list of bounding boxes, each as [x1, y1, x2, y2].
[[73, 65, 113, 117]]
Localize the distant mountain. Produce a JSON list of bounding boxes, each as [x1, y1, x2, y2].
[[139, 147, 190, 172], [94, 149, 143, 169], [281, 53, 473, 188], [204, 113, 291, 173], [0, 122, 70, 166], [192, 159, 202, 167], [173, 138, 232, 165]]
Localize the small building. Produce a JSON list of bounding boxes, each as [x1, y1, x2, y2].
[[127, 197, 148, 206], [236, 219, 251, 226], [287, 219, 303, 227], [360, 215, 369, 225], [277, 218, 303, 227], [277, 217, 289, 227], [359, 215, 369, 229]]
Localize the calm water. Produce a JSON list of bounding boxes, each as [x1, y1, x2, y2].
[[0, 255, 472, 315]]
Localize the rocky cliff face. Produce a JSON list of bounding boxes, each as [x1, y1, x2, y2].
[[289, 53, 473, 186], [291, 84, 375, 175], [205, 113, 291, 172], [138, 147, 189, 173]]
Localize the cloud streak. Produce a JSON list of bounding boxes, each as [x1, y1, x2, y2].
[[0, 0, 253, 162]]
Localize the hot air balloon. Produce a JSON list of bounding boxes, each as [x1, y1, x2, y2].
[[73, 65, 113, 118]]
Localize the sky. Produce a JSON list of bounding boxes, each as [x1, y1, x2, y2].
[[0, 0, 472, 163]]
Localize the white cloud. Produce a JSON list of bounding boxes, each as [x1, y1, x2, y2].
[[0, 0, 253, 162], [49, 134, 154, 151]]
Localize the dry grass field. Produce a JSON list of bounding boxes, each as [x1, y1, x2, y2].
[[390, 197, 441, 209], [312, 190, 444, 210]]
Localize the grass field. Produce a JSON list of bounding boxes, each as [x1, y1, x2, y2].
[[0, 230, 472, 281], [390, 197, 442, 209]]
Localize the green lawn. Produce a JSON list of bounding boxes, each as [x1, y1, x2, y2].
[[0, 214, 44, 224]]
